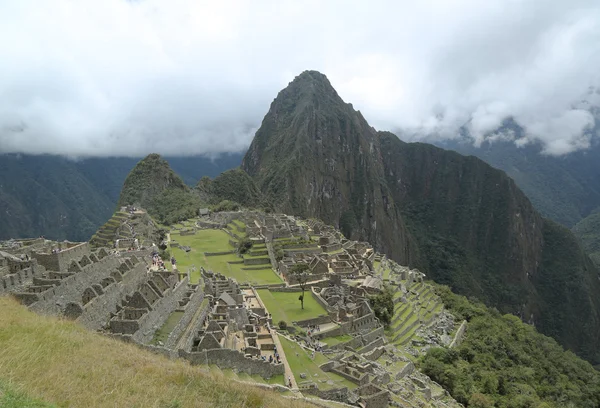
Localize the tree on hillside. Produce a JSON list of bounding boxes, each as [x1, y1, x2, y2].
[[291, 263, 310, 309], [370, 285, 394, 327]]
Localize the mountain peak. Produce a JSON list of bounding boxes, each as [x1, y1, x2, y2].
[[118, 154, 188, 209]]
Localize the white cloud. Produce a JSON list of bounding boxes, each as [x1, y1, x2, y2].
[[0, 0, 599, 157]]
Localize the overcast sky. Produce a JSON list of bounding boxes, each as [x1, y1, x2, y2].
[[1, 0, 599, 157]]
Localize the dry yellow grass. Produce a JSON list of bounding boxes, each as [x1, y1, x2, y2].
[[0, 296, 313, 408]]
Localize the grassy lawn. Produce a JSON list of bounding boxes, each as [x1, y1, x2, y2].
[[228, 264, 283, 286], [168, 229, 281, 285], [321, 334, 353, 347], [169, 229, 235, 282], [277, 335, 356, 390], [256, 290, 327, 324], [152, 311, 184, 345]]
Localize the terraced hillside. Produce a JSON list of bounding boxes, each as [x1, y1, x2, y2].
[[89, 211, 130, 248], [89, 209, 161, 250]]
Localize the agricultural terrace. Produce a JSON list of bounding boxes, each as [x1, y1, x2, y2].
[[256, 289, 328, 326], [169, 227, 282, 285]]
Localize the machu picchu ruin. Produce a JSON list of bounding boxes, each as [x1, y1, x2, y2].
[[1, 209, 467, 407]]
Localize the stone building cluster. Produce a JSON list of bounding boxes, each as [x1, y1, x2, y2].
[[1, 209, 464, 408]]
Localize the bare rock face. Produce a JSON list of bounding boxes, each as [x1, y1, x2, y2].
[[242, 70, 600, 363]]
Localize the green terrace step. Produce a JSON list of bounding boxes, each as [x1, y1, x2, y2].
[[391, 308, 414, 331], [393, 314, 421, 343], [393, 304, 412, 321]]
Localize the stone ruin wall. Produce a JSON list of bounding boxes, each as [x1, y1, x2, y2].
[[133, 276, 190, 344], [0, 263, 45, 295], [165, 287, 205, 349], [76, 260, 148, 331], [29, 255, 122, 316], [31, 242, 91, 272], [179, 300, 212, 352], [179, 348, 285, 378]]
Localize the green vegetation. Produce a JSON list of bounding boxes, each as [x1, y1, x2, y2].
[[445, 138, 600, 229], [290, 263, 310, 309], [0, 380, 54, 408], [420, 286, 600, 408], [169, 228, 281, 285], [277, 334, 356, 390], [573, 207, 600, 265], [0, 297, 311, 408], [320, 334, 352, 346], [152, 311, 184, 345], [369, 284, 394, 327], [118, 154, 203, 225], [256, 289, 327, 324], [197, 168, 266, 210]]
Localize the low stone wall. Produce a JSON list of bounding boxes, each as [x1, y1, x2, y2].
[[395, 362, 415, 380], [180, 230, 196, 236], [283, 248, 322, 257], [196, 221, 226, 229], [362, 326, 384, 344], [269, 287, 302, 293], [449, 320, 467, 348], [302, 386, 348, 403], [133, 277, 190, 344], [311, 287, 331, 311], [358, 337, 385, 355], [204, 250, 235, 256], [77, 262, 148, 330], [242, 266, 273, 271], [286, 273, 328, 285], [295, 312, 335, 327], [363, 347, 385, 361], [179, 348, 284, 379], [243, 257, 271, 266], [165, 288, 205, 349], [280, 243, 320, 250]]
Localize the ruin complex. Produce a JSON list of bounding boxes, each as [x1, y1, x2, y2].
[[0, 209, 465, 408]]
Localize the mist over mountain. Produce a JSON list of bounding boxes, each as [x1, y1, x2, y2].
[[2, 0, 600, 158]]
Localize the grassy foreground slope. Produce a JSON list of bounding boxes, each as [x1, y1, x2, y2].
[[0, 297, 311, 408]]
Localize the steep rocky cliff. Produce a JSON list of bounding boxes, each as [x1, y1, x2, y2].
[[243, 71, 416, 262], [242, 71, 600, 363]]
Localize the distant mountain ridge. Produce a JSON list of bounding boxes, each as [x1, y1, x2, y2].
[[0, 153, 242, 241], [439, 137, 600, 228], [242, 70, 600, 363]]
